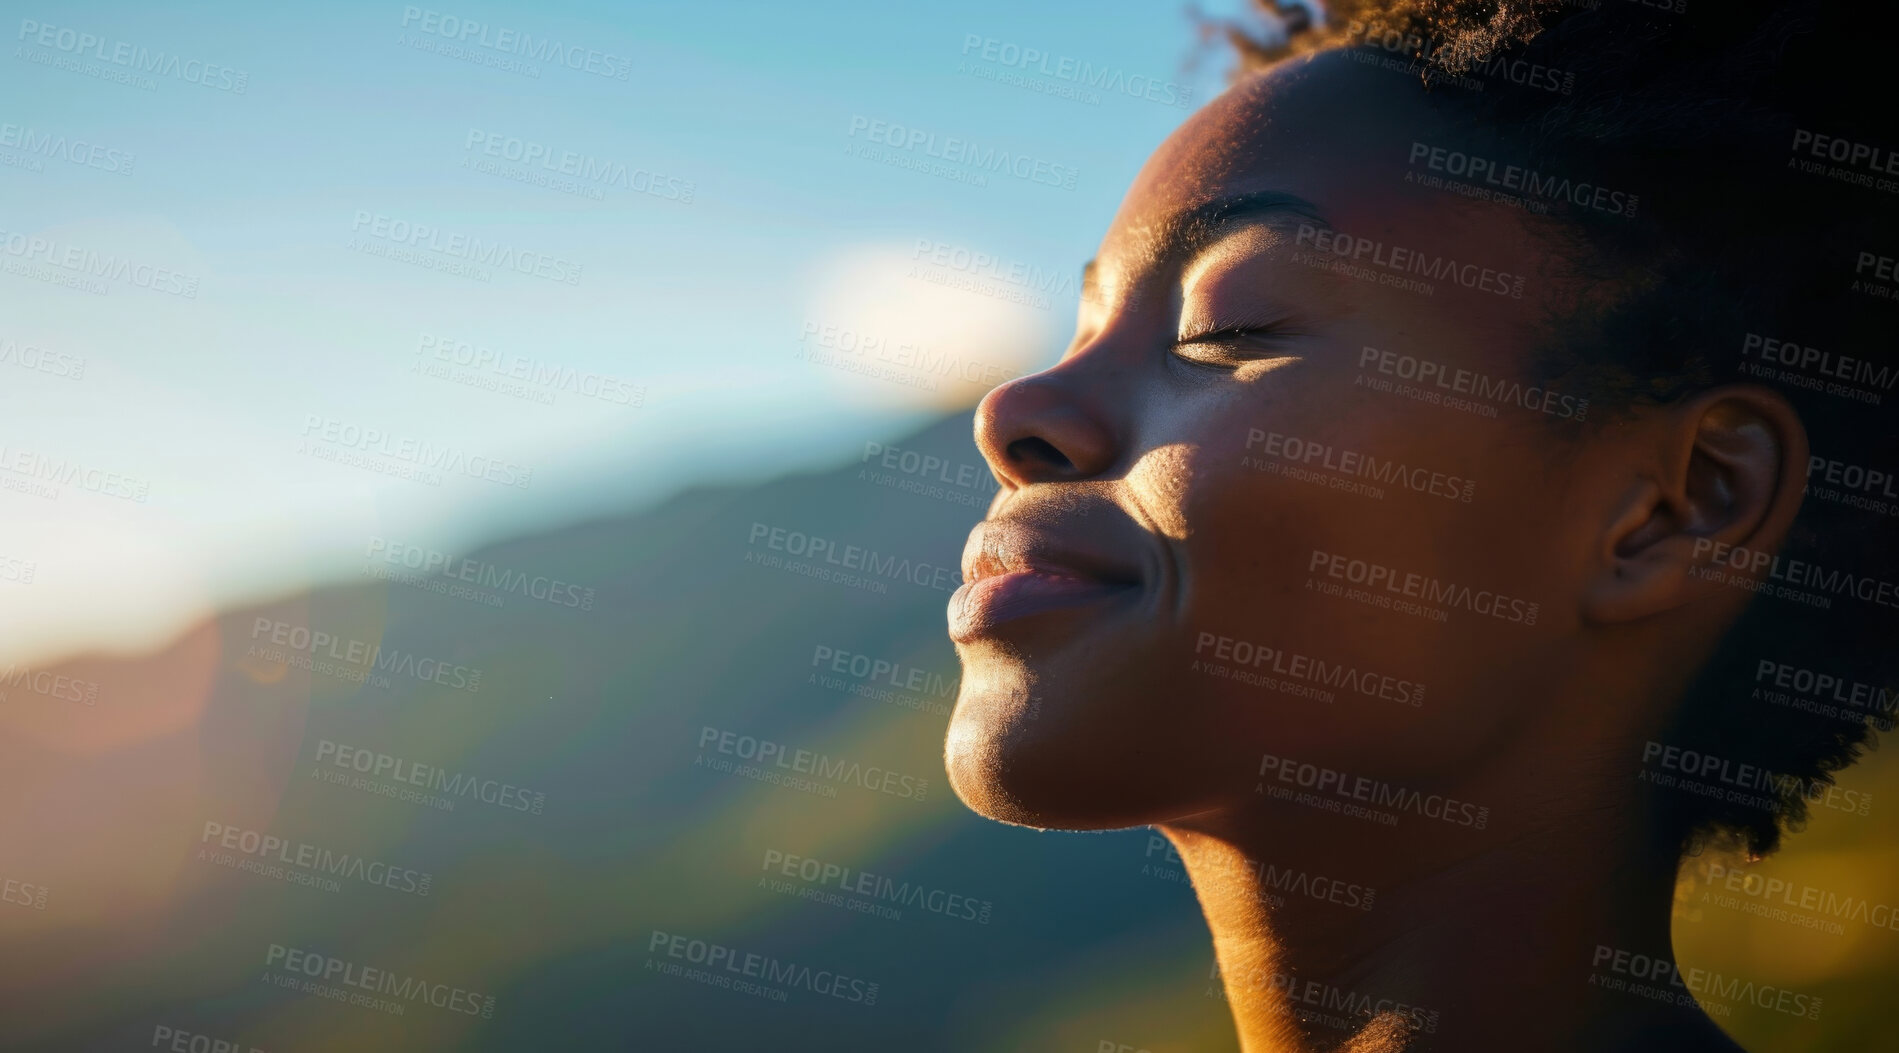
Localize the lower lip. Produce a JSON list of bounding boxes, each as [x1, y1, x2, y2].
[[948, 570, 1136, 643]]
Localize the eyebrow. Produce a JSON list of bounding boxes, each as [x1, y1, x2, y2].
[[1081, 190, 1330, 304]]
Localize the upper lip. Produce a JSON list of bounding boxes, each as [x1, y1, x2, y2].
[[960, 518, 1143, 587]]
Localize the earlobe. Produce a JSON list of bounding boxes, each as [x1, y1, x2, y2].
[[1581, 388, 1808, 625]]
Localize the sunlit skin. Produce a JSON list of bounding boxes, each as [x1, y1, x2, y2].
[[945, 50, 1809, 1053]]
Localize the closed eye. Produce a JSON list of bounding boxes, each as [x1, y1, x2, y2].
[[1170, 324, 1303, 368]]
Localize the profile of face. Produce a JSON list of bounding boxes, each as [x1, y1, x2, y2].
[[942, 50, 1801, 835]]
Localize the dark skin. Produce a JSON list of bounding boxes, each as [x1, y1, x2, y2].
[[944, 51, 1808, 1053]]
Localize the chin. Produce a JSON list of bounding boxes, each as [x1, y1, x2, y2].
[[944, 656, 1213, 831]]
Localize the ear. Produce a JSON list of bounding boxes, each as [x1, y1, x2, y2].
[[1582, 386, 1809, 624]]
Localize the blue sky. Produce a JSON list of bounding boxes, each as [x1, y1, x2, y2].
[[0, 0, 1256, 658]]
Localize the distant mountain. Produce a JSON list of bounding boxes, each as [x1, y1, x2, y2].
[[0, 410, 1233, 1053]]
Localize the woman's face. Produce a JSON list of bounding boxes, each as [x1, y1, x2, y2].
[[946, 53, 1613, 829]]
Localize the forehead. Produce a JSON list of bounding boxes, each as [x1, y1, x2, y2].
[[1109, 50, 1428, 259], [1092, 52, 1556, 332]]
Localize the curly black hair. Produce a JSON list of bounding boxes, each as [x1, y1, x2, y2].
[[1212, 0, 1899, 859]]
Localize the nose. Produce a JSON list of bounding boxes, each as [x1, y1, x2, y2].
[[973, 365, 1119, 489]]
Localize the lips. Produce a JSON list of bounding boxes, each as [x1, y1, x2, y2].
[[948, 519, 1142, 643]]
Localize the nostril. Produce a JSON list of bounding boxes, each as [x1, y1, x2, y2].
[[1005, 436, 1074, 476]]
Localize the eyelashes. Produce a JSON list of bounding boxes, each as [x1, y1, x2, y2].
[[1169, 322, 1304, 368]]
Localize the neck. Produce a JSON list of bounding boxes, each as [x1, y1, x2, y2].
[[1162, 757, 1741, 1052]]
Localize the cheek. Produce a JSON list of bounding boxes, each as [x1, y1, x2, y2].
[[1123, 383, 1307, 542], [1125, 431, 1315, 633], [1182, 451, 1321, 626], [1125, 443, 1198, 541], [1142, 396, 1415, 659]]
